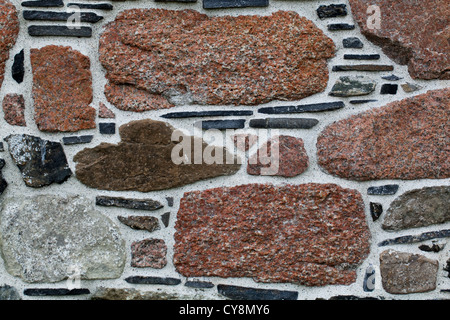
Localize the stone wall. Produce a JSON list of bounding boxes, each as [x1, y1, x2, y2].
[[0, 0, 449, 301]]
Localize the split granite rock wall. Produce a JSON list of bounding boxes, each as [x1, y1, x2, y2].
[[0, 0, 448, 300]]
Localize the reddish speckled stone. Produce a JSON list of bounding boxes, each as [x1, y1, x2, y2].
[[3, 94, 26, 126], [131, 239, 167, 269], [247, 135, 309, 177], [30, 46, 96, 132], [104, 83, 173, 112], [0, 0, 19, 89], [99, 102, 115, 119], [99, 9, 335, 107], [174, 183, 371, 286], [317, 88, 450, 181], [348, 0, 450, 80]]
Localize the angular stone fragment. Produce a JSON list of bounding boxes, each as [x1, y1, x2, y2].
[[74, 120, 240, 192], [382, 75, 402, 81], [343, 37, 363, 48], [378, 229, 450, 247], [99, 9, 335, 107], [174, 183, 370, 286], [24, 288, 90, 296], [11, 50, 24, 84], [382, 186, 450, 231], [418, 241, 445, 253], [0, 0, 19, 89], [118, 216, 160, 232], [91, 287, 208, 300], [31, 46, 96, 132], [329, 76, 376, 97], [62, 135, 93, 145], [2, 94, 26, 126], [131, 239, 167, 268], [249, 118, 318, 129], [28, 25, 92, 37], [23, 10, 103, 23], [0, 285, 21, 300], [197, 119, 245, 130], [99, 122, 116, 135], [380, 84, 398, 95], [5, 134, 72, 188], [0, 195, 126, 283], [328, 23, 355, 31], [317, 4, 347, 19], [332, 65, 393, 72], [99, 102, 115, 119], [318, 88, 450, 180], [367, 184, 399, 195], [258, 101, 344, 114], [125, 276, 181, 286], [185, 281, 214, 289], [203, 0, 268, 9], [96, 196, 163, 211], [161, 212, 170, 228], [401, 83, 422, 93], [247, 135, 309, 177], [218, 284, 298, 300], [370, 202, 383, 221], [348, 0, 450, 79], [380, 250, 438, 294]]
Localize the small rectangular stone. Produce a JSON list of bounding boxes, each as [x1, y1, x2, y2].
[[328, 23, 355, 31], [343, 37, 364, 48], [349, 99, 378, 104], [317, 4, 347, 19], [332, 65, 394, 72], [258, 101, 344, 114], [62, 135, 93, 145], [185, 281, 215, 289], [23, 10, 103, 23], [367, 184, 399, 195], [378, 229, 450, 247], [96, 196, 163, 211], [12, 50, 25, 84], [22, 0, 63, 7], [344, 54, 380, 60], [28, 25, 92, 37], [67, 3, 113, 10], [161, 110, 253, 118], [197, 119, 245, 130], [0, 142, 4, 152], [249, 118, 318, 129], [125, 276, 181, 286], [380, 84, 398, 94], [203, 0, 268, 9], [99, 123, 116, 134], [24, 288, 90, 296], [218, 284, 298, 300]]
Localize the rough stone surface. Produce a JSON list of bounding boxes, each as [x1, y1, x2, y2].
[[329, 76, 376, 97], [125, 276, 181, 285], [104, 83, 174, 112], [367, 184, 399, 195], [317, 88, 450, 181], [118, 216, 160, 232], [74, 119, 240, 192], [247, 135, 309, 177], [30, 45, 96, 132], [174, 183, 370, 286], [2, 94, 26, 126], [92, 287, 210, 300], [96, 196, 163, 211], [0, 195, 126, 283], [98, 102, 115, 119], [218, 284, 298, 300], [0, 0, 19, 88], [11, 49, 24, 84], [380, 250, 439, 294], [131, 239, 167, 268], [0, 285, 21, 300], [5, 134, 72, 188], [382, 186, 450, 231], [378, 229, 450, 247], [99, 9, 335, 107], [349, 0, 450, 80]]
